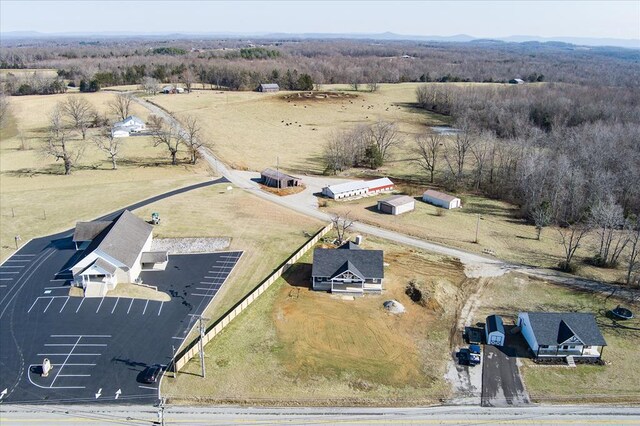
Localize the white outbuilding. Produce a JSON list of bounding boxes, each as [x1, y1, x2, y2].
[[422, 189, 461, 209], [485, 314, 505, 346], [322, 177, 395, 200], [377, 195, 415, 215]]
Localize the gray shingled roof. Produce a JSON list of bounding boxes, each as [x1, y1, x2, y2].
[[423, 189, 459, 203], [78, 210, 152, 270], [338, 241, 362, 250], [260, 83, 279, 90], [312, 247, 383, 279], [73, 221, 111, 242], [261, 168, 299, 181], [526, 312, 607, 346], [141, 251, 168, 263]]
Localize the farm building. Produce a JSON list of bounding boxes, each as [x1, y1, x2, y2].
[[111, 115, 146, 138], [485, 314, 505, 346], [311, 243, 384, 294], [377, 195, 415, 215], [422, 189, 461, 209], [70, 210, 167, 297], [257, 83, 280, 92], [509, 78, 525, 84], [260, 168, 301, 188], [517, 312, 607, 360], [322, 177, 394, 200]]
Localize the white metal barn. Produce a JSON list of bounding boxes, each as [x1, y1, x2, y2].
[[322, 178, 395, 200], [422, 189, 461, 209], [485, 314, 505, 346], [377, 195, 415, 215]]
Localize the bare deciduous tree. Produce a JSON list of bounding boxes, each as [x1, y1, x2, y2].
[[626, 216, 640, 286], [590, 198, 629, 267], [42, 130, 85, 175], [150, 116, 184, 165], [141, 76, 159, 95], [0, 93, 9, 129], [93, 130, 122, 170], [108, 93, 133, 121], [61, 96, 94, 140], [414, 132, 442, 183], [331, 211, 356, 245], [443, 126, 475, 189], [556, 221, 591, 272], [365, 120, 402, 164], [181, 69, 195, 93], [530, 201, 552, 241], [182, 115, 207, 164]]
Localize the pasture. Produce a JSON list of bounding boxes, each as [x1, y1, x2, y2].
[[0, 92, 211, 261], [148, 83, 450, 176], [162, 237, 469, 405]]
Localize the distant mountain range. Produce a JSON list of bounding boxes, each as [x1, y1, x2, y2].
[[1, 30, 638, 49]]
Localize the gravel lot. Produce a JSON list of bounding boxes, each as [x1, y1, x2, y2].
[[152, 237, 231, 254]]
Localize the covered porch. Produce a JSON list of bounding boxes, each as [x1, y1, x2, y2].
[[537, 345, 604, 358]]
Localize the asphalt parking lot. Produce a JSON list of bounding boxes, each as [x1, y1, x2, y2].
[[0, 232, 241, 404]]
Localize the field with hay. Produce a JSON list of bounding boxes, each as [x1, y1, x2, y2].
[[163, 237, 472, 405], [148, 83, 451, 177]]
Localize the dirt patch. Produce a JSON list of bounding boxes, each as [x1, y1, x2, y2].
[[280, 91, 359, 102], [260, 184, 306, 196], [106, 283, 171, 301], [68, 286, 84, 298]]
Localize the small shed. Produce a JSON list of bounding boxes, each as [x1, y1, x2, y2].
[[422, 189, 461, 209], [257, 83, 280, 93], [261, 168, 301, 188], [377, 195, 415, 215], [509, 78, 525, 84], [485, 314, 505, 346]]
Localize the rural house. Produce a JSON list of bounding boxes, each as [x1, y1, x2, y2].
[[509, 78, 525, 84], [517, 312, 607, 360], [322, 177, 394, 200], [485, 314, 506, 346], [111, 115, 146, 138], [260, 168, 301, 188], [311, 243, 384, 294], [377, 195, 415, 215], [257, 83, 279, 92], [422, 189, 461, 209], [70, 210, 168, 297]]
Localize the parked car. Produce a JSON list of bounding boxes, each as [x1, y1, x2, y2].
[[456, 348, 481, 366], [140, 364, 162, 384], [469, 344, 482, 355]]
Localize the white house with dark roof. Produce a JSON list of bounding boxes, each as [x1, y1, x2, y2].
[[111, 115, 146, 138], [311, 242, 384, 294], [517, 312, 607, 359], [70, 210, 167, 297]]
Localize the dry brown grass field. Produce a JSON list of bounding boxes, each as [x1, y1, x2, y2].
[[0, 92, 211, 261], [475, 273, 640, 404], [134, 182, 323, 330], [163, 237, 470, 405], [148, 83, 451, 177], [0, 68, 58, 81], [323, 193, 630, 284]]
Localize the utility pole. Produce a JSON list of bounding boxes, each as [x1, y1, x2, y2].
[[157, 397, 166, 426], [276, 156, 280, 192], [196, 315, 209, 378], [474, 214, 480, 244], [172, 345, 177, 379]]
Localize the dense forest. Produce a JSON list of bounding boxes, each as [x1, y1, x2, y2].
[[1, 37, 639, 93]]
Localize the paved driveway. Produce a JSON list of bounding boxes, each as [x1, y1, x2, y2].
[[481, 344, 530, 407]]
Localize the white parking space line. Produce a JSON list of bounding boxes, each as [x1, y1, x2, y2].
[[12, 254, 35, 257], [96, 297, 105, 313], [138, 385, 157, 390], [37, 353, 101, 356], [200, 281, 216, 285], [5, 259, 30, 262], [0, 285, 6, 288], [43, 298, 54, 312], [203, 277, 225, 280], [0, 278, 13, 280], [50, 334, 111, 338], [44, 286, 67, 290], [191, 293, 215, 297], [50, 336, 82, 386], [111, 297, 120, 313], [171, 336, 184, 340], [127, 299, 134, 314], [196, 287, 219, 291], [0, 271, 19, 274], [76, 298, 85, 313], [142, 299, 149, 315], [57, 374, 91, 377], [157, 301, 164, 316], [1, 265, 24, 268], [50, 279, 68, 282], [45, 343, 107, 347], [59, 297, 70, 313]]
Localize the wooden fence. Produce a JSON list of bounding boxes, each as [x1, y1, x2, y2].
[[172, 222, 333, 372]]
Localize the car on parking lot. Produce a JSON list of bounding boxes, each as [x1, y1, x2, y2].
[[456, 348, 481, 366], [140, 364, 163, 384], [469, 344, 481, 355]]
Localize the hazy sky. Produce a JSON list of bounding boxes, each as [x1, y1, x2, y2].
[[1, 1, 639, 39]]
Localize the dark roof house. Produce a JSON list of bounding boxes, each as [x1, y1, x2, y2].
[[311, 245, 383, 293]]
